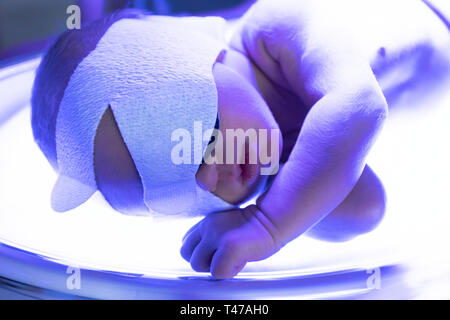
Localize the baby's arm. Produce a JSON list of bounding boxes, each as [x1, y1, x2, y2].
[[240, 0, 388, 246]]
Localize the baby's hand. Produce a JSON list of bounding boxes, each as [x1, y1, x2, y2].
[[180, 205, 280, 279]]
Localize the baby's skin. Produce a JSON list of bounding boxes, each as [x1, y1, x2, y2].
[[179, 0, 450, 278], [93, 0, 449, 278]]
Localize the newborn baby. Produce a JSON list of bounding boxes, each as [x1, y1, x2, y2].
[[32, 0, 450, 278]]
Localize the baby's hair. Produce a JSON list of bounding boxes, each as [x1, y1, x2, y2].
[[31, 9, 146, 169]]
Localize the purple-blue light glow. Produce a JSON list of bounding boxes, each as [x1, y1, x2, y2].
[[0, 0, 450, 299]]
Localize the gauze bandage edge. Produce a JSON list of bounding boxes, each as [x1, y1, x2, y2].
[[52, 17, 228, 215]]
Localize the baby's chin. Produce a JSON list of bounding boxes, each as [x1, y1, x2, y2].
[[213, 172, 269, 206]]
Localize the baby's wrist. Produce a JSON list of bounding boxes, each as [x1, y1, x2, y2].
[[245, 204, 284, 250]]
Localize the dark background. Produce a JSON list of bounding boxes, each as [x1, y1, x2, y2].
[[0, 0, 254, 66]]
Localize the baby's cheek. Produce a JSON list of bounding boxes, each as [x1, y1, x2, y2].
[[214, 172, 249, 204], [94, 108, 147, 215], [195, 163, 219, 192]]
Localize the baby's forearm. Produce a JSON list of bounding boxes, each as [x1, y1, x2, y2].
[[256, 89, 387, 247]]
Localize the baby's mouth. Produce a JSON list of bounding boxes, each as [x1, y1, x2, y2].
[[239, 162, 260, 185]]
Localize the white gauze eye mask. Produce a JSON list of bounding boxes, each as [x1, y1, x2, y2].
[[52, 16, 233, 216]]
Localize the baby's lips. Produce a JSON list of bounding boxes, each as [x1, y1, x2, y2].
[[240, 162, 260, 185]]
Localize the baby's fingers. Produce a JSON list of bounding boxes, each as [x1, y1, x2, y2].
[[180, 228, 201, 262], [210, 244, 246, 279], [190, 240, 216, 272], [182, 219, 203, 243]]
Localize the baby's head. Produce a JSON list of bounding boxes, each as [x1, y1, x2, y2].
[[32, 10, 280, 216]]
